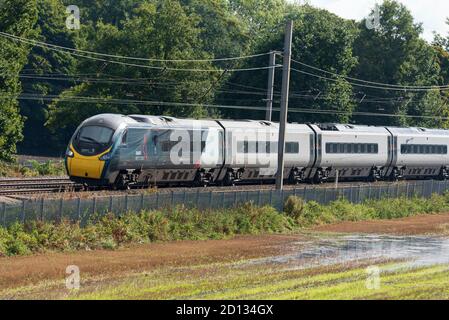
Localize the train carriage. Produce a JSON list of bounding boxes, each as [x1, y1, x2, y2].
[[386, 127, 449, 180], [216, 120, 314, 185], [66, 113, 449, 189], [307, 124, 391, 183], [67, 114, 224, 188]]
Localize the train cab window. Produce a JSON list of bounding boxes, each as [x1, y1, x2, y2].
[[74, 125, 114, 156]]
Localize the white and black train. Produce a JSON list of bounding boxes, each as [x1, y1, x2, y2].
[[65, 114, 449, 188]]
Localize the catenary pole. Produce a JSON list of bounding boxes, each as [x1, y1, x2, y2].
[[275, 20, 293, 190], [265, 51, 276, 121]]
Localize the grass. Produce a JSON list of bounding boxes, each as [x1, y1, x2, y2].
[[65, 260, 449, 300], [3, 193, 449, 257]]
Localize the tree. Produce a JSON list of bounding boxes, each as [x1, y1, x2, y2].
[[353, 0, 442, 127], [61, 0, 144, 27], [0, 0, 38, 161], [18, 0, 76, 155], [218, 4, 359, 123], [47, 0, 221, 144]]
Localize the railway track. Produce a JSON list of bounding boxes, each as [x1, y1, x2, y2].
[[0, 177, 82, 196], [0, 176, 438, 198]]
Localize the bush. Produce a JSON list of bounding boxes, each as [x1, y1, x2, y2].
[[0, 203, 295, 257], [0, 160, 66, 177], [284, 196, 305, 221], [28, 160, 65, 176]]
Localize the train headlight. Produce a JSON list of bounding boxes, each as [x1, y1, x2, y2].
[[99, 153, 112, 161], [66, 149, 74, 158]]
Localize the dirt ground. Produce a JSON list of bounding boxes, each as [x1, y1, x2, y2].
[[313, 213, 449, 235], [0, 234, 301, 290]]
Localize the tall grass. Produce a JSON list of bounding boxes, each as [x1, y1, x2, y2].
[[284, 193, 449, 227]]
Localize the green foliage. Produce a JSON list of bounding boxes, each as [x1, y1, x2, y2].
[[46, 0, 221, 143], [0, 160, 65, 177], [284, 193, 449, 227], [222, 4, 359, 122], [2, 0, 449, 155], [0, 0, 38, 160], [18, 0, 77, 154], [28, 160, 65, 176], [0, 203, 294, 256], [354, 0, 442, 127]]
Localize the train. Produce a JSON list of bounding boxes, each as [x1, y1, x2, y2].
[[65, 113, 449, 189]]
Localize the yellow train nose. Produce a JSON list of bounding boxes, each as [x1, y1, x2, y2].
[[67, 145, 110, 179]]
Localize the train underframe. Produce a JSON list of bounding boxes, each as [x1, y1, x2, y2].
[[71, 165, 449, 190]]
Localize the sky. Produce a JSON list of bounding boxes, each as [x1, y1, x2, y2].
[[296, 0, 449, 42]]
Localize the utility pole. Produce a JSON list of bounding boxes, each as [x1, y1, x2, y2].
[[275, 20, 293, 190], [265, 51, 276, 121]]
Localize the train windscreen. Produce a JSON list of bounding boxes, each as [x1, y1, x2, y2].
[[73, 125, 114, 156]]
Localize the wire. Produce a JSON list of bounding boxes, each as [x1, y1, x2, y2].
[[0, 31, 271, 63], [291, 59, 449, 91], [287, 106, 449, 120], [4, 92, 449, 120], [291, 68, 449, 92], [1, 32, 279, 73]]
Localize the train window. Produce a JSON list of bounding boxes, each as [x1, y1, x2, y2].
[[79, 126, 113, 145], [190, 141, 207, 153], [326, 143, 379, 154], [237, 141, 272, 154], [74, 125, 114, 156], [121, 130, 128, 145], [237, 141, 246, 154], [360, 144, 366, 153], [347, 144, 353, 153], [286, 142, 299, 154], [161, 141, 178, 152], [400, 144, 448, 154]]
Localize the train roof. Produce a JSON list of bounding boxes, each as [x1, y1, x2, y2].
[[127, 114, 221, 129], [386, 126, 449, 136], [82, 114, 137, 130], [311, 123, 390, 133]]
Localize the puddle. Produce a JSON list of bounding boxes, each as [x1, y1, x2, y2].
[[249, 234, 449, 269]]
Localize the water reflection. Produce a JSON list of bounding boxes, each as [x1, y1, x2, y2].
[[251, 235, 449, 269]]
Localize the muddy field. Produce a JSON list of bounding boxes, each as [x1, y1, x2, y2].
[[313, 213, 449, 235], [2, 213, 449, 299]]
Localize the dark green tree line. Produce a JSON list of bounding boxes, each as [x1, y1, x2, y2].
[[1, 0, 449, 158], [0, 0, 38, 160]]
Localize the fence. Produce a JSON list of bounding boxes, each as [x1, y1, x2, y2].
[[2, 179, 449, 227]]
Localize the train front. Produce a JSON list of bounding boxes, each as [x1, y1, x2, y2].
[[65, 114, 123, 186]]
